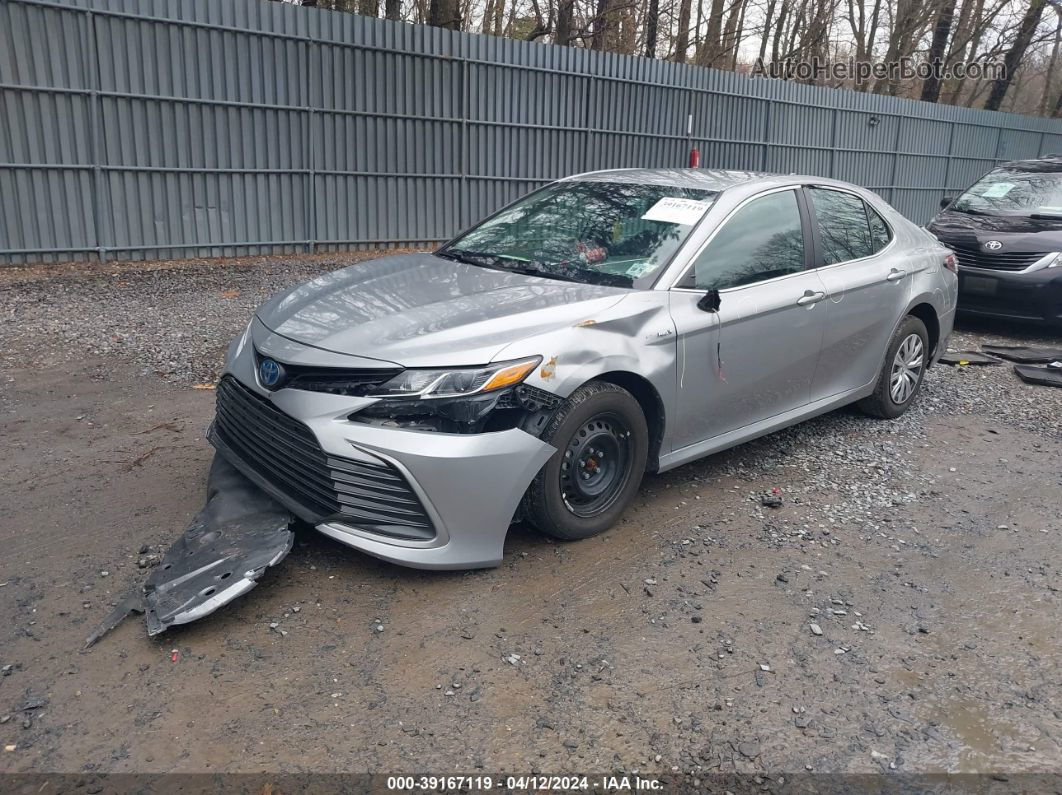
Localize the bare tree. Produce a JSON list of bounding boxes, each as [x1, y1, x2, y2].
[[921, 0, 957, 101], [644, 0, 660, 56], [556, 0, 576, 44], [673, 0, 691, 61], [429, 0, 462, 29], [985, 0, 1048, 110], [1040, 3, 1062, 115]]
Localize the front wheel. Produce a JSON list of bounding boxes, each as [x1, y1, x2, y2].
[[858, 315, 929, 419], [524, 381, 648, 540]]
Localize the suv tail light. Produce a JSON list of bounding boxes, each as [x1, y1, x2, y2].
[[943, 252, 958, 274]]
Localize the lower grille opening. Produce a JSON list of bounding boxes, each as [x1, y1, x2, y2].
[[209, 375, 435, 541]]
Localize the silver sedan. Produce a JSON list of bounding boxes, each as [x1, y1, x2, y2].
[[215, 168, 958, 569]]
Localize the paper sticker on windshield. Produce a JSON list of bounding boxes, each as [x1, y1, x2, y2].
[[980, 182, 1014, 198], [625, 261, 657, 278], [642, 198, 710, 226]]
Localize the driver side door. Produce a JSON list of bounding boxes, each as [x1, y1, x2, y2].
[[667, 187, 829, 450]]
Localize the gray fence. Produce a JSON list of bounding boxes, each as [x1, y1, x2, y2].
[[2, 0, 1062, 264]]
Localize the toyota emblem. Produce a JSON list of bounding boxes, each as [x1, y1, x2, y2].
[[984, 240, 1003, 250]]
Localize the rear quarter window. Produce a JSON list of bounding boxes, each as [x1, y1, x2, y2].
[[808, 187, 890, 264], [865, 203, 892, 253]]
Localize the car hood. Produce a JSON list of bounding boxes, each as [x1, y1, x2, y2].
[[255, 253, 630, 367], [929, 210, 1062, 251]]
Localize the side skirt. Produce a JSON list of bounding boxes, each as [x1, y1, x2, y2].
[[657, 384, 874, 474]]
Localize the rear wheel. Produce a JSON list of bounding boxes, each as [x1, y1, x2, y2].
[[858, 315, 929, 419], [525, 381, 648, 540]]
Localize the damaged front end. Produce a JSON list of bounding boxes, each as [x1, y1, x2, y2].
[[85, 455, 293, 646], [350, 382, 562, 435]]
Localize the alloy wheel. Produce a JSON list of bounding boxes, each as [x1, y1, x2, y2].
[[889, 333, 924, 405]]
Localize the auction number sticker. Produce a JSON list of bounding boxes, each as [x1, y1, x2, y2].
[[641, 197, 710, 226], [980, 182, 1014, 198]]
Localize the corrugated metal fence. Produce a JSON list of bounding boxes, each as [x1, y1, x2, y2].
[[3, 0, 1062, 264]]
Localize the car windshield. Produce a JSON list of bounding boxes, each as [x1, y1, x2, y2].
[[952, 166, 1062, 217], [439, 181, 718, 288]]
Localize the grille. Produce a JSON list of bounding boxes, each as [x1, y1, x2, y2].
[[951, 244, 1047, 272], [210, 376, 435, 540], [254, 349, 401, 396]]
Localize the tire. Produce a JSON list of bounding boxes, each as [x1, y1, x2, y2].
[[857, 315, 930, 419], [524, 381, 649, 540]]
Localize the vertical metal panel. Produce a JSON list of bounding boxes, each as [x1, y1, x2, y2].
[[1, 0, 1060, 264]]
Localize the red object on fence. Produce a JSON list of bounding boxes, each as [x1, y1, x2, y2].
[[688, 147, 700, 168]]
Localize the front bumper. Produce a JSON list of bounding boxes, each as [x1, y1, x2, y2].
[[213, 321, 555, 569], [956, 266, 1062, 325]]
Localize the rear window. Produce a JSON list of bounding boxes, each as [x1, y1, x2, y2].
[[808, 187, 876, 265], [866, 204, 892, 252]]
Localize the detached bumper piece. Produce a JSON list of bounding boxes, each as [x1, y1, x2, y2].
[[1014, 362, 1062, 388], [210, 375, 435, 541], [85, 455, 293, 646], [981, 345, 1062, 364]]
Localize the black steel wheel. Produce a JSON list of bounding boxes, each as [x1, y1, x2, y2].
[[559, 413, 632, 518], [525, 381, 648, 540]]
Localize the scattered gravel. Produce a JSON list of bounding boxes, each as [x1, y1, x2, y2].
[[0, 251, 415, 385]]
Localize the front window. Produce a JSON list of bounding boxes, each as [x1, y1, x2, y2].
[[678, 189, 805, 290], [439, 181, 718, 288], [951, 167, 1062, 217]]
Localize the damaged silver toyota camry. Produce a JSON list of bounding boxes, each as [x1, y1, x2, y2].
[[213, 168, 958, 570]]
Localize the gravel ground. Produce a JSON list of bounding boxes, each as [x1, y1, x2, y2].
[[0, 251, 409, 386], [1, 254, 1060, 779]]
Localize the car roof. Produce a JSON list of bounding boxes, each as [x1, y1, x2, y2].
[[995, 155, 1062, 172], [562, 167, 874, 195], [563, 168, 770, 191]]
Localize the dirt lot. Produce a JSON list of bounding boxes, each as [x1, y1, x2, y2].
[[1, 254, 1060, 778]]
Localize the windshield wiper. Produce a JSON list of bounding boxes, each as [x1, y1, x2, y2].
[[440, 248, 580, 283], [1031, 212, 1062, 220], [439, 248, 631, 288], [436, 248, 500, 268]]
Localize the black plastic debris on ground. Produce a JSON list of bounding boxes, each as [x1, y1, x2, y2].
[[1013, 362, 1062, 389], [85, 455, 293, 647], [981, 345, 1062, 364], [938, 350, 1001, 366]]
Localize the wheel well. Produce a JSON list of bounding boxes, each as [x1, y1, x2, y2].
[[594, 371, 665, 473], [908, 303, 941, 363]]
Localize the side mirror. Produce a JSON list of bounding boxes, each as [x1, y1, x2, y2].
[[697, 289, 721, 313], [940, 196, 954, 209]]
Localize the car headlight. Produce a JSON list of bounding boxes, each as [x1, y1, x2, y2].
[[370, 356, 542, 399], [1047, 252, 1061, 268]]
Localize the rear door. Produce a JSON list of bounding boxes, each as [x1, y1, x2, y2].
[[803, 187, 911, 400], [667, 187, 829, 448]]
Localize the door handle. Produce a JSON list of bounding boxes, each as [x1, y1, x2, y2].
[[886, 269, 908, 282], [796, 290, 826, 306]]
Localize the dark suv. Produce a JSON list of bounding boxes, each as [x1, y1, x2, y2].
[[927, 156, 1062, 326]]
